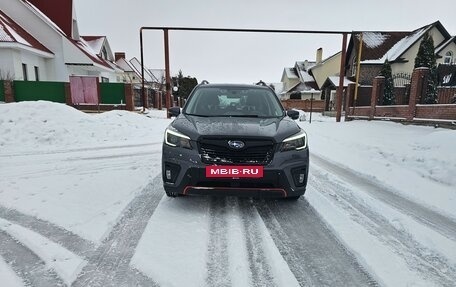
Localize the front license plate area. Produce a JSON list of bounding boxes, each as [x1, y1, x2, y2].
[[206, 166, 264, 178]]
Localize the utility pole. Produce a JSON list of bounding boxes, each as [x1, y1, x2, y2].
[[336, 33, 347, 122], [164, 29, 172, 118]]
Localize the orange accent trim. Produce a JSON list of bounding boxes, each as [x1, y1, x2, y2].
[[183, 186, 287, 197]]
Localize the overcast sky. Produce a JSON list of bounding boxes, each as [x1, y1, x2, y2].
[[74, 0, 455, 84]]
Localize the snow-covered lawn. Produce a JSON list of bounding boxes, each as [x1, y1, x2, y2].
[[300, 115, 456, 220], [0, 101, 455, 286]]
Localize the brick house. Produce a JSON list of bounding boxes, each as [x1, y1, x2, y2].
[[280, 60, 319, 100], [345, 21, 455, 86]]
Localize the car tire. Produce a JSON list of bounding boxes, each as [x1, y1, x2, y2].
[[166, 191, 179, 198], [286, 195, 301, 200]]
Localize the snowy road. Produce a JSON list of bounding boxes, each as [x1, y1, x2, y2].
[[0, 152, 377, 286], [0, 152, 456, 286], [1, 103, 455, 286], [3, 147, 454, 286], [309, 156, 456, 286]]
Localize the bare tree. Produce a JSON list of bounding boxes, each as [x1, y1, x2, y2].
[[0, 69, 14, 81]]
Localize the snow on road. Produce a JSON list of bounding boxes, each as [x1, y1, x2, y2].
[[0, 101, 455, 286], [0, 218, 86, 285]]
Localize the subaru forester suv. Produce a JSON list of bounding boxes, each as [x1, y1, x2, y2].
[[162, 82, 309, 199]]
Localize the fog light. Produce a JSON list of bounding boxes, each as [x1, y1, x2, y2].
[[291, 167, 307, 187], [299, 174, 305, 184], [163, 163, 181, 183]]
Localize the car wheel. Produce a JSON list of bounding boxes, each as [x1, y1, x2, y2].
[[286, 195, 301, 200], [166, 191, 179, 198]]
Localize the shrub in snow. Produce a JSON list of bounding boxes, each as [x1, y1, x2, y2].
[[379, 59, 395, 105], [414, 33, 438, 104]]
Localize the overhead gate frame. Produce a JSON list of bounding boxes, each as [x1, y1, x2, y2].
[[140, 27, 350, 122]]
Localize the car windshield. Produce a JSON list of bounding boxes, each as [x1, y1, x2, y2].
[[183, 86, 285, 118]]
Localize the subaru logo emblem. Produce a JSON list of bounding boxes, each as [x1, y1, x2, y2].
[[228, 140, 245, 149]]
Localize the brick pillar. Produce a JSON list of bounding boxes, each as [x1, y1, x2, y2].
[[158, 92, 163, 110], [4, 80, 15, 103], [370, 76, 385, 119], [407, 68, 429, 121], [154, 91, 159, 109], [64, 82, 72, 105], [345, 83, 356, 120], [143, 89, 149, 109], [124, 84, 134, 111]]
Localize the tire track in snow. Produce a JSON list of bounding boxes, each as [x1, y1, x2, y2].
[[72, 175, 163, 287], [310, 168, 456, 287], [0, 142, 162, 158], [0, 205, 96, 259], [0, 230, 66, 287], [239, 199, 276, 287], [255, 199, 376, 287], [312, 154, 456, 241], [205, 197, 232, 287]]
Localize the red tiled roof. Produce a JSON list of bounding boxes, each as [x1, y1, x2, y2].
[[0, 10, 53, 54], [70, 38, 114, 70], [26, 0, 73, 37], [81, 36, 106, 55], [81, 36, 104, 42], [20, 1, 114, 71]]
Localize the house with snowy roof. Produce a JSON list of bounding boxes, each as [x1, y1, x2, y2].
[[0, 0, 120, 82], [280, 59, 319, 100], [149, 69, 166, 89], [126, 57, 165, 91], [114, 52, 142, 84], [81, 36, 124, 82], [0, 9, 53, 80], [345, 21, 456, 86]]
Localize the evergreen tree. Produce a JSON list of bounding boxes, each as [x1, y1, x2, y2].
[[379, 59, 395, 105], [414, 33, 438, 104], [175, 70, 198, 99]]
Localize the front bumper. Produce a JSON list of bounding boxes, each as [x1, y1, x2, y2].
[[162, 144, 309, 198]]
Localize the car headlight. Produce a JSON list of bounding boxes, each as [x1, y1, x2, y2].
[[164, 128, 192, 149], [281, 131, 307, 151]]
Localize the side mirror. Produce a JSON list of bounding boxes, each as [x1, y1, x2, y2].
[[286, 110, 299, 120], [169, 107, 181, 117]]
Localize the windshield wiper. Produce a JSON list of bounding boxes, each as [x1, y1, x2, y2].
[[227, 114, 259, 118], [184, 113, 210, 117]]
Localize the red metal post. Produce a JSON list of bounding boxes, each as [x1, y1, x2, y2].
[[336, 33, 347, 122], [140, 28, 146, 111], [164, 29, 172, 118]]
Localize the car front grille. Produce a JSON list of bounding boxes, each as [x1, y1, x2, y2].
[[199, 137, 274, 165]]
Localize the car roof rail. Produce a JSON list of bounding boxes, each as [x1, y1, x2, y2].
[[255, 80, 276, 92], [200, 80, 210, 85], [255, 80, 267, 87]]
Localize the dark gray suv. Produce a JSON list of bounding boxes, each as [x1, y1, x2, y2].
[[162, 82, 309, 199]]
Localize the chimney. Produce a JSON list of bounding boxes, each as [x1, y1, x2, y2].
[[316, 48, 323, 64], [115, 52, 126, 62]]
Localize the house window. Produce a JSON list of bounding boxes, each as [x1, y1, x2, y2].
[[101, 46, 108, 60], [22, 63, 28, 81], [444, 51, 453, 64], [101, 77, 109, 83], [34, 66, 39, 81]]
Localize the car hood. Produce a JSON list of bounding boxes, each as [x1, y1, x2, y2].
[[171, 115, 301, 142]]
